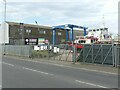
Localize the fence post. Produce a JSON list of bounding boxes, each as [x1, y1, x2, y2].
[[73, 46, 76, 64], [101, 44, 103, 64], [72, 41, 75, 64], [65, 44, 67, 61], [83, 44, 85, 64], [29, 45, 32, 58], [117, 46, 120, 67], [75, 43, 77, 63], [92, 44, 94, 64], [114, 46, 118, 67], [72, 46, 74, 63], [112, 40, 115, 67], [47, 44, 50, 60], [118, 46, 120, 67]]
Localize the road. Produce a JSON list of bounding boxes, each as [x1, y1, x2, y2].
[[2, 56, 118, 88]]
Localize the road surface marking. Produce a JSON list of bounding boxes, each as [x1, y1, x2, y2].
[[51, 63, 64, 67], [22, 67, 53, 76], [75, 80, 108, 88], [31, 60, 117, 75], [0, 85, 1, 88], [72, 67, 117, 75], [3, 59, 117, 75], [2, 62, 14, 67], [4, 57, 117, 75], [31, 60, 65, 67]]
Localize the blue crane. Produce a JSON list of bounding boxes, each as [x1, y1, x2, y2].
[[52, 24, 88, 45]]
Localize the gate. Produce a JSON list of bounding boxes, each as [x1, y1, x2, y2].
[[77, 44, 120, 67]]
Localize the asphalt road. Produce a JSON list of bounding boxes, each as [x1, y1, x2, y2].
[[2, 56, 118, 88]]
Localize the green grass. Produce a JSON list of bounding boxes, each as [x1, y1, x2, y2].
[[31, 50, 59, 58]]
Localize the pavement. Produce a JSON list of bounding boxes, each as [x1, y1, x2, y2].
[[2, 55, 118, 88]]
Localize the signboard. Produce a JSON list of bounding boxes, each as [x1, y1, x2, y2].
[[25, 38, 38, 45], [38, 38, 45, 45], [45, 39, 49, 44], [34, 46, 39, 50]]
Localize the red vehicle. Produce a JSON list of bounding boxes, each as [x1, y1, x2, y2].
[[66, 41, 84, 49]]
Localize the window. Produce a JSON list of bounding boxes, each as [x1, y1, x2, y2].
[[39, 30, 46, 34], [79, 40, 86, 43], [26, 29, 31, 33], [97, 29, 99, 31], [58, 32, 62, 36]]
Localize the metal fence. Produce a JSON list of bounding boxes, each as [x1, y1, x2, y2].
[[2, 44, 120, 67], [2, 45, 74, 62], [2, 45, 33, 57], [31, 44, 74, 62], [115, 46, 120, 66], [77, 44, 120, 67]]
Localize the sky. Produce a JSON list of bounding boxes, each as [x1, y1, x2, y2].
[[0, 0, 119, 34]]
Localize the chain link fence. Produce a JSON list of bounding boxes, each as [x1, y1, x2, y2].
[[31, 44, 75, 62]]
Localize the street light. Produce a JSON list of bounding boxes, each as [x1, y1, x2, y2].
[[3, 0, 6, 55], [19, 23, 24, 45], [35, 21, 40, 32]]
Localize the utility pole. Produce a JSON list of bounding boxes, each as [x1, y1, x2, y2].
[[3, 0, 6, 55], [20, 23, 24, 45], [35, 21, 40, 45], [35, 21, 40, 32]]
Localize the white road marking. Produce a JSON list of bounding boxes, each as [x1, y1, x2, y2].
[[2, 61, 54, 76], [75, 80, 108, 88], [51, 63, 64, 67], [25, 60, 117, 75], [26, 60, 65, 67], [3, 57, 118, 75], [22, 67, 54, 76], [2, 62, 14, 67], [73, 67, 117, 75], [3, 59, 117, 75], [0, 85, 1, 88]]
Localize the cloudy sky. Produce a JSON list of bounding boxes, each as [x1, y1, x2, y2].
[[0, 0, 119, 34]]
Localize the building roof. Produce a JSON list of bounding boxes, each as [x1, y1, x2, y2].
[[6, 21, 52, 29]]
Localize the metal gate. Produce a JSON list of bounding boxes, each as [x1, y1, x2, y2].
[[77, 44, 119, 67]]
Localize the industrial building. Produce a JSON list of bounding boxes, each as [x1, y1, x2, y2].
[[0, 22, 66, 45], [0, 21, 85, 45]]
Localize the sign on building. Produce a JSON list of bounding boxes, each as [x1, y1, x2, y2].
[[25, 38, 38, 45], [38, 38, 45, 45]]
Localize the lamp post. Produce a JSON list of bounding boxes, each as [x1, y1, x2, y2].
[[19, 23, 24, 45], [35, 21, 40, 45], [35, 21, 40, 32], [3, 0, 6, 55]]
